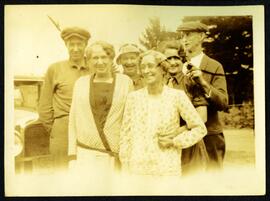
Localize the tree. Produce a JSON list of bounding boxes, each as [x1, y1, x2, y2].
[[139, 17, 178, 50], [182, 16, 253, 104]]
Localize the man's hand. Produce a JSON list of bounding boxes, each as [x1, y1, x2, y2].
[[186, 64, 211, 95], [186, 65, 206, 85]]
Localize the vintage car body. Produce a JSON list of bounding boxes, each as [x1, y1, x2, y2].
[[14, 75, 52, 174]]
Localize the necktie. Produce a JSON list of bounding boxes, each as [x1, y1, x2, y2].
[[167, 77, 175, 88]]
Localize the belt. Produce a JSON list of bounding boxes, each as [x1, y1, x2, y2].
[[77, 141, 117, 157], [77, 141, 121, 171]]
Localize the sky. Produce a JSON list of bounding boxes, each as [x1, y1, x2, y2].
[[5, 5, 263, 75], [4, 5, 266, 195]]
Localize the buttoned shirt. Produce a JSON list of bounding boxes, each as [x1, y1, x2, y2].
[[182, 52, 204, 75], [38, 59, 89, 133], [164, 72, 185, 90], [164, 71, 208, 108]]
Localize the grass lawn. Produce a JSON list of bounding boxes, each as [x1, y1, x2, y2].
[[223, 129, 255, 168]]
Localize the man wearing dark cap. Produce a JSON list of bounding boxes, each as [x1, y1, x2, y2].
[[116, 43, 144, 90], [38, 27, 90, 171], [177, 21, 228, 170]]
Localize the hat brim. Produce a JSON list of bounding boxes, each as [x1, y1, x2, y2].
[[165, 53, 181, 59], [63, 33, 89, 41]]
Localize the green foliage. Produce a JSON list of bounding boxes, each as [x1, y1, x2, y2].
[[182, 16, 254, 104], [140, 16, 254, 104], [139, 17, 178, 50], [219, 102, 254, 129]]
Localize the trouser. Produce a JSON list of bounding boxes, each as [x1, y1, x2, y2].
[[181, 140, 209, 176], [203, 133, 226, 170], [50, 116, 69, 171]]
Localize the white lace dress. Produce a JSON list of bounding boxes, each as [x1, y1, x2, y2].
[[119, 86, 207, 176]]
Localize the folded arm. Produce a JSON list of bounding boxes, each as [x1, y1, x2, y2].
[[173, 92, 207, 149]]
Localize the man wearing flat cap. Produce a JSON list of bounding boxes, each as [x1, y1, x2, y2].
[[116, 43, 144, 90], [177, 21, 228, 171], [38, 26, 90, 171]]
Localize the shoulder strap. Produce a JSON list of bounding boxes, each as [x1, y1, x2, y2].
[[88, 73, 113, 156]]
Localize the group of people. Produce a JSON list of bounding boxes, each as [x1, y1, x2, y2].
[[37, 21, 228, 178]]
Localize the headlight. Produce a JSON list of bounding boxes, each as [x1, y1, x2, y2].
[[14, 130, 23, 157]]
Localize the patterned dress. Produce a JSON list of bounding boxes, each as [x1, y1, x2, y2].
[[119, 86, 207, 176]]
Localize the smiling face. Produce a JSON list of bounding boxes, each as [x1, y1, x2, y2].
[[164, 48, 183, 75], [65, 36, 87, 62], [140, 55, 163, 85], [87, 45, 113, 76], [119, 52, 139, 77]]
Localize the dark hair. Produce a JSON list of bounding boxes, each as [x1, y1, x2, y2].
[[157, 40, 187, 63]]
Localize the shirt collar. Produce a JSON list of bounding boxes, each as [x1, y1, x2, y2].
[[164, 72, 184, 85], [190, 51, 204, 67], [69, 58, 88, 70], [182, 52, 204, 75]]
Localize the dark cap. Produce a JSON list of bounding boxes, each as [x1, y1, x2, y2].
[[177, 21, 209, 33], [61, 27, 91, 42]]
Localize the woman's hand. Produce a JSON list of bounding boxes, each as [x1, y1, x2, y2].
[[158, 136, 174, 149], [157, 125, 188, 149]]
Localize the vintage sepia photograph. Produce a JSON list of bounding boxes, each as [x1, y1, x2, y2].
[[4, 4, 265, 196]]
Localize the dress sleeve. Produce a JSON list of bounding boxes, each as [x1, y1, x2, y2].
[[37, 65, 55, 134], [173, 91, 207, 149], [68, 79, 79, 157], [119, 93, 133, 169]]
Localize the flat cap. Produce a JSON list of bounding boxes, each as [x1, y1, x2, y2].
[[61, 27, 91, 41], [177, 21, 209, 32], [116, 44, 141, 64]]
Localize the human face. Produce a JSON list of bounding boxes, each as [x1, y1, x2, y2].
[[87, 45, 113, 76], [120, 52, 139, 76], [181, 32, 205, 53], [65, 36, 87, 62], [164, 49, 183, 75], [140, 55, 163, 85]]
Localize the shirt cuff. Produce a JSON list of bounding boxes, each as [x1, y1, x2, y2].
[[204, 89, 212, 99]]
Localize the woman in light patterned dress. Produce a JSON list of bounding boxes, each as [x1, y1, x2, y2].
[[119, 50, 207, 176]]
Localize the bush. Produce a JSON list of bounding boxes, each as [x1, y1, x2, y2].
[[219, 102, 254, 129]]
